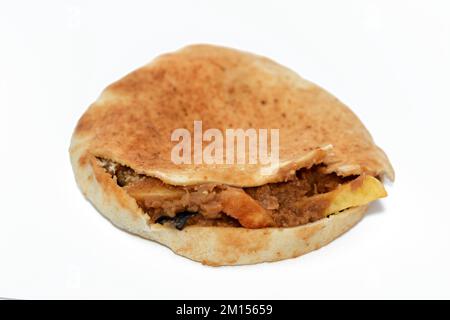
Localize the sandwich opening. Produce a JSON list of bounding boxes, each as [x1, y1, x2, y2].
[[96, 158, 384, 230]]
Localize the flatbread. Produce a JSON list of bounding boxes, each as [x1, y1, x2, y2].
[[70, 44, 393, 265]]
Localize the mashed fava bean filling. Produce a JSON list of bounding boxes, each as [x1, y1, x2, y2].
[[99, 158, 357, 229]]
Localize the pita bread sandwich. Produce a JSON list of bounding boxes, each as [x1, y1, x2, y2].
[[70, 44, 394, 266]]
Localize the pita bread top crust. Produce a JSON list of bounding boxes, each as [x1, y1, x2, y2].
[[73, 44, 394, 186]]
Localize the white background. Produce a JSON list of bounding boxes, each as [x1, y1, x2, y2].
[[1, 0, 449, 299]]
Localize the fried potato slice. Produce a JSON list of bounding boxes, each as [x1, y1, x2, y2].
[[124, 178, 185, 202], [219, 187, 275, 228], [323, 175, 387, 217]]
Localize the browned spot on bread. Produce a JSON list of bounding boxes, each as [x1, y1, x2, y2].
[[216, 229, 269, 261], [78, 153, 89, 167], [202, 259, 219, 267], [296, 222, 324, 241], [74, 113, 93, 135]]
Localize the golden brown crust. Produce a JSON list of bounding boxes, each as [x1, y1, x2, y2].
[[73, 44, 394, 187]]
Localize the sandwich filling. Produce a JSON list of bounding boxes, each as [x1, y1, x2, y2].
[[99, 158, 386, 230]]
